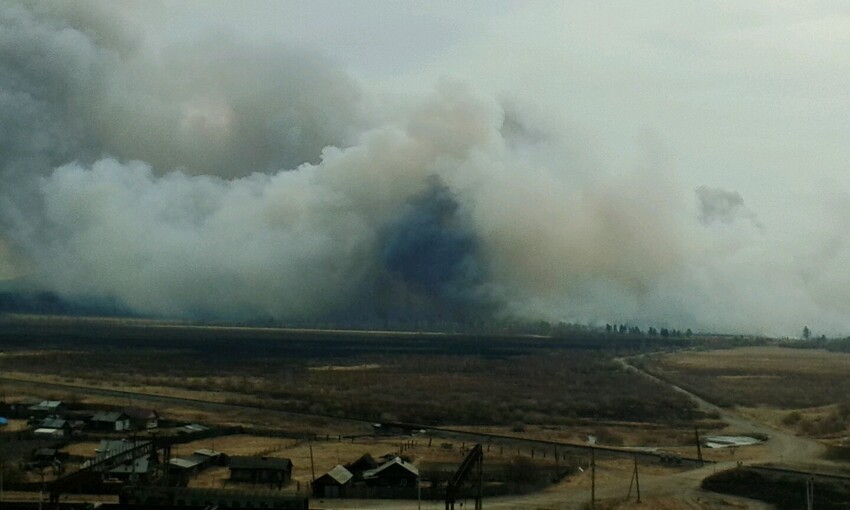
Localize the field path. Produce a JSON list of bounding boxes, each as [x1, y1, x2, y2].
[[615, 356, 826, 468]]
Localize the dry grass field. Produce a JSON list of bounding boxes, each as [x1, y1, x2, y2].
[[640, 346, 850, 438], [0, 337, 704, 428]]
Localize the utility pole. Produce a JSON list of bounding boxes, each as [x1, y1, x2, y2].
[[695, 427, 703, 466], [627, 455, 641, 502], [554, 445, 560, 480], [309, 444, 316, 482], [590, 447, 596, 509], [806, 477, 814, 510], [477, 448, 483, 510]]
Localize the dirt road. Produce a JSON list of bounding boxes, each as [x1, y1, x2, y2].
[[614, 357, 826, 468]]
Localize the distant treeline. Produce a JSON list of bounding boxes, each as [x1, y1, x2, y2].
[[0, 290, 131, 317], [0, 289, 706, 340]]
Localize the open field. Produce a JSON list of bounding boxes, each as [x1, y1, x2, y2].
[[6, 318, 848, 508], [0, 316, 706, 428], [638, 346, 850, 441]]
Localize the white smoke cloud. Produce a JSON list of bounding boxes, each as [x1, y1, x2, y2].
[[4, 1, 850, 336]]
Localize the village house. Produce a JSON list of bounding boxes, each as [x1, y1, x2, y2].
[[312, 464, 354, 498], [28, 400, 66, 417], [33, 417, 71, 437], [90, 411, 131, 432], [123, 407, 159, 430], [229, 456, 293, 487], [345, 453, 379, 481], [361, 456, 419, 488], [168, 449, 225, 481]]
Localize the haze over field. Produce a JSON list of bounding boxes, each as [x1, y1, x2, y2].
[[2, 1, 850, 335]]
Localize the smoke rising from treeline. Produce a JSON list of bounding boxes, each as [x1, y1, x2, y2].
[[2, 1, 849, 335]]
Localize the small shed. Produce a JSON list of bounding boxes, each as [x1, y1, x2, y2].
[[90, 411, 131, 432], [361, 457, 419, 488], [34, 417, 71, 437], [193, 448, 227, 467], [168, 454, 208, 478], [312, 465, 353, 498], [28, 400, 66, 417], [229, 456, 293, 487], [123, 408, 159, 430]]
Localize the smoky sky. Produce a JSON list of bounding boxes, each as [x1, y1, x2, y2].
[[3, 1, 850, 336]]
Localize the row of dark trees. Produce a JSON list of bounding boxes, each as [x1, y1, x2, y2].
[[604, 323, 692, 338]]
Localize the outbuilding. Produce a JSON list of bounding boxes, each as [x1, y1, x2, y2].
[[90, 411, 131, 432], [34, 417, 71, 437], [361, 457, 419, 488], [123, 408, 159, 430], [229, 456, 293, 487], [312, 464, 353, 498]]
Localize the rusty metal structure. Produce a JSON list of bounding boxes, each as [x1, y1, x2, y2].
[[445, 443, 483, 510]]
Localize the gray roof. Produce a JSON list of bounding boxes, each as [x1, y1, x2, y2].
[[230, 456, 292, 471], [320, 465, 353, 485], [169, 454, 208, 469], [40, 418, 69, 429], [31, 400, 63, 410], [362, 457, 418, 479], [91, 411, 128, 422]]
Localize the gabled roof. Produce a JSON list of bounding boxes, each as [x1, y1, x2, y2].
[[346, 453, 379, 472], [40, 418, 69, 429], [317, 465, 353, 485], [33, 400, 64, 409], [230, 456, 292, 471], [362, 457, 418, 479], [91, 411, 129, 422]]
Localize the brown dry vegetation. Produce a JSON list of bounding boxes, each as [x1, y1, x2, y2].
[[640, 346, 850, 439], [639, 346, 850, 409], [0, 347, 702, 427]]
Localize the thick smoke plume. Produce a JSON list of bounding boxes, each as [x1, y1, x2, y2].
[[2, 1, 849, 336]]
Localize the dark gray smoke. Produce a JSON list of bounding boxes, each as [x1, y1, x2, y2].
[[380, 177, 490, 320]]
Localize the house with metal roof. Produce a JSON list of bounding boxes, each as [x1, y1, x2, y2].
[[123, 407, 159, 430], [312, 465, 354, 498], [90, 411, 131, 431], [28, 400, 66, 417], [361, 457, 419, 488], [33, 417, 71, 437]]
